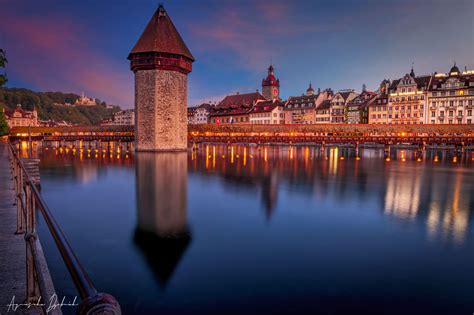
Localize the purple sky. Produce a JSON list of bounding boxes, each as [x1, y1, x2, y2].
[[1, 0, 473, 108]]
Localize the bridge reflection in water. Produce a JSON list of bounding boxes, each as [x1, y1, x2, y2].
[[190, 144, 472, 244], [31, 142, 473, 314], [134, 152, 191, 287]]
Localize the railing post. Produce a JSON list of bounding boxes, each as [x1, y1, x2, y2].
[[16, 162, 25, 234], [25, 183, 39, 302]]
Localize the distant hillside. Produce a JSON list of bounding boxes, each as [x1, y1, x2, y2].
[[0, 87, 121, 125]]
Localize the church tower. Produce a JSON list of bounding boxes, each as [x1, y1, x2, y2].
[[262, 65, 280, 101], [128, 5, 194, 151]]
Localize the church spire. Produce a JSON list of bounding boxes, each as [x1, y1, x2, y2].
[[410, 62, 415, 77]]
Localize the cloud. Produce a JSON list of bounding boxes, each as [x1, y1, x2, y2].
[[188, 1, 306, 70], [0, 11, 133, 106]]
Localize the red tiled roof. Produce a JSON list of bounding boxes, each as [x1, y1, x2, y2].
[[129, 5, 194, 61], [217, 92, 265, 109], [251, 100, 283, 113], [4, 107, 34, 118]]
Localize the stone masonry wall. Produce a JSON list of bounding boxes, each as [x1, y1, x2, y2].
[[135, 69, 188, 151]]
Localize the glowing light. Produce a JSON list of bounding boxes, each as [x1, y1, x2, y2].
[[434, 155, 439, 162], [356, 156, 360, 160], [452, 156, 457, 163], [243, 147, 247, 166]]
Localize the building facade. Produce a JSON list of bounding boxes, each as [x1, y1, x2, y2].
[[368, 94, 389, 124], [427, 64, 474, 124], [113, 109, 135, 125], [330, 90, 358, 123], [210, 92, 265, 124], [346, 90, 376, 124], [284, 84, 319, 124], [188, 103, 212, 124], [4, 105, 39, 127], [74, 92, 96, 106], [249, 100, 285, 124], [387, 68, 430, 124]]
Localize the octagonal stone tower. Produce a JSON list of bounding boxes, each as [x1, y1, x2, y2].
[[128, 5, 194, 151]]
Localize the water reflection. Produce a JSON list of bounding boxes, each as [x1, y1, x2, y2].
[[134, 152, 191, 287], [189, 144, 473, 244], [34, 142, 473, 314]]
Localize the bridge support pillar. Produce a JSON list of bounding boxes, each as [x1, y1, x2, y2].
[[384, 144, 391, 161]]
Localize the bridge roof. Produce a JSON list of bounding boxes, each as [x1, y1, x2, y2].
[[8, 124, 473, 136], [10, 125, 134, 134]]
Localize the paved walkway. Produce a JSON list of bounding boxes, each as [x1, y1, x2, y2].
[[0, 141, 42, 314]]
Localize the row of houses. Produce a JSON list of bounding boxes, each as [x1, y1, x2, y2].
[[188, 63, 474, 125], [2, 105, 73, 127]]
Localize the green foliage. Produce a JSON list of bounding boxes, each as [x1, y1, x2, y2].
[[0, 109, 8, 135], [0, 48, 7, 87], [0, 87, 121, 125]]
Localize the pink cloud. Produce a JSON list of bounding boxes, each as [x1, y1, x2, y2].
[[0, 13, 133, 107]]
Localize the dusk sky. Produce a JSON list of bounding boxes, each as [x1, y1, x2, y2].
[[1, 0, 473, 108]]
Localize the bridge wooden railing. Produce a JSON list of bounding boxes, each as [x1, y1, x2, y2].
[[8, 141, 121, 315], [8, 124, 474, 146]]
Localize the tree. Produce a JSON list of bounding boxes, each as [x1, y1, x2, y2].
[[0, 48, 7, 87], [0, 109, 8, 136]]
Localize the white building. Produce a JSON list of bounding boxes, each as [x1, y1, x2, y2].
[[100, 109, 134, 126], [249, 100, 285, 124], [113, 109, 135, 125], [427, 64, 474, 124], [188, 103, 212, 124], [4, 105, 39, 127]]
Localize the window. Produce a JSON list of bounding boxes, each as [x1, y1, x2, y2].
[[468, 119, 472, 124], [420, 96, 424, 100], [431, 111, 435, 117], [449, 91, 455, 96], [468, 110, 472, 116], [432, 92, 437, 96], [459, 100, 463, 106], [449, 111, 454, 117], [458, 110, 463, 116], [440, 111, 444, 117]]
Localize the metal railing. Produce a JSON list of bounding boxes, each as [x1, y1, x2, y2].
[[8, 141, 121, 315]]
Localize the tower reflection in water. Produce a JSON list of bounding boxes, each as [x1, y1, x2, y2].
[[134, 152, 191, 287]]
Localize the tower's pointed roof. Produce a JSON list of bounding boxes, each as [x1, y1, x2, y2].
[[129, 5, 194, 61]]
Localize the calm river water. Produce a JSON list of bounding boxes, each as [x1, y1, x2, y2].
[[33, 144, 473, 315]]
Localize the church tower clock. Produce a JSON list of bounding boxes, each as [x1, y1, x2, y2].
[[262, 65, 280, 101]]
